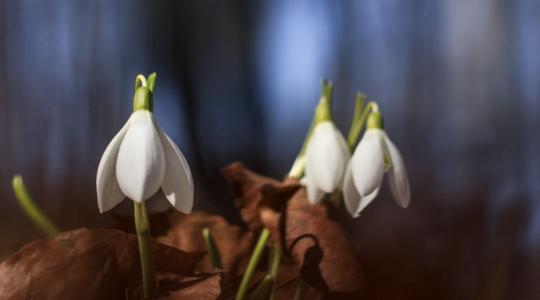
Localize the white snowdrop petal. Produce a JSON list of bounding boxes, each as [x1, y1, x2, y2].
[[116, 110, 166, 202], [384, 133, 410, 208], [155, 119, 194, 214], [342, 163, 361, 217], [306, 178, 325, 204], [305, 122, 350, 192], [304, 162, 325, 203], [96, 121, 130, 213], [351, 129, 385, 196]]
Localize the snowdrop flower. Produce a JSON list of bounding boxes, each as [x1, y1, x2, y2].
[[343, 111, 410, 217], [96, 76, 194, 214], [303, 83, 350, 203]]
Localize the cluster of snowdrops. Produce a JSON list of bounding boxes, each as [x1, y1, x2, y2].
[[10, 73, 410, 299]]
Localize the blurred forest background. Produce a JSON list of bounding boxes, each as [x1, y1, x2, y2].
[[0, 0, 539, 299]]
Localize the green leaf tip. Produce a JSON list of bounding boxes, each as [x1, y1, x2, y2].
[[147, 72, 157, 94], [12, 174, 60, 237], [202, 227, 223, 269]]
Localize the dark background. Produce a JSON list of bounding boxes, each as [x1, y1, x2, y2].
[[1, 1, 539, 299]]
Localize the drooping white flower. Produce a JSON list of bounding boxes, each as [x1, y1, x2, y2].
[[343, 123, 410, 217], [96, 109, 194, 214], [304, 121, 350, 203]]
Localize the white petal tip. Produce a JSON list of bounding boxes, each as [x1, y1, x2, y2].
[[97, 194, 125, 214], [163, 186, 194, 214], [397, 197, 410, 209], [305, 183, 324, 204]]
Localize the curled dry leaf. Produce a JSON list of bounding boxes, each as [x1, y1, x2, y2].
[[222, 162, 301, 231], [0, 228, 220, 300]]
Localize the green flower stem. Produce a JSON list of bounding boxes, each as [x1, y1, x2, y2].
[[346, 93, 365, 146], [132, 73, 158, 298], [269, 244, 281, 278], [236, 228, 271, 300], [248, 274, 274, 300], [268, 244, 282, 300], [347, 101, 379, 151], [12, 175, 60, 237], [134, 202, 156, 298], [202, 227, 223, 269], [293, 279, 308, 300], [288, 80, 334, 179]]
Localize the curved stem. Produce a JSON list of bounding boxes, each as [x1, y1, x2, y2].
[[12, 175, 60, 237], [236, 228, 270, 300], [134, 202, 156, 298], [135, 74, 147, 91]]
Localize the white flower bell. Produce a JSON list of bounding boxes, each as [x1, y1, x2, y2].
[[304, 121, 350, 203], [303, 84, 350, 203], [343, 111, 410, 217], [96, 79, 194, 214]]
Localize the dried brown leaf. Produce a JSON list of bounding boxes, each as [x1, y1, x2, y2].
[[222, 162, 300, 231], [260, 189, 364, 296], [0, 228, 220, 300], [222, 162, 363, 296]]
